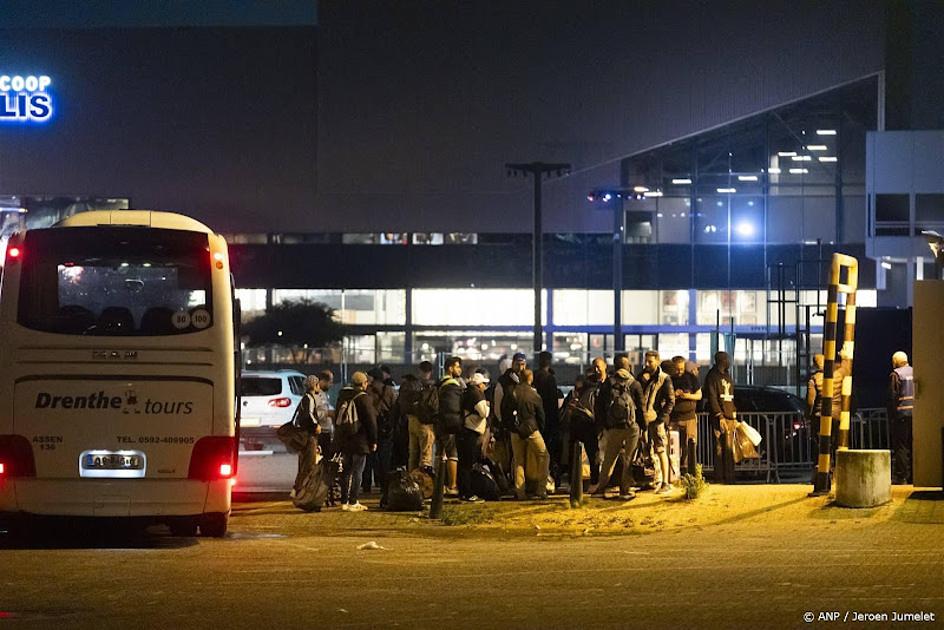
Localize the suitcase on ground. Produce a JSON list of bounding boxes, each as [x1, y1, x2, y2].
[[293, 459, 331, 512]]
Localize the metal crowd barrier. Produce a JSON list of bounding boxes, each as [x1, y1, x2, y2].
[[691, 408, 889, 483], [850, 408, 890, 450]]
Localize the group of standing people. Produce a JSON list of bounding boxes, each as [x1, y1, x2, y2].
[[288, 348, 748, 511], [288, 343, 917, 512]]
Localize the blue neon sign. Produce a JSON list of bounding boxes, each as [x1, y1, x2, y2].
[[0, 74, 53, 123]]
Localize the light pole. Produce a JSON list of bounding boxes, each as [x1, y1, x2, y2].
[[506, 162, 571, 356], [587, 188, 651, 354]]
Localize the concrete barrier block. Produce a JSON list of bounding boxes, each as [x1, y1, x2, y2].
[[835, 449, 891, 508]]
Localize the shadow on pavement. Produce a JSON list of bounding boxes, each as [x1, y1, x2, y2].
[[890, 488, 944, 524], [0, 518, 199, 550]]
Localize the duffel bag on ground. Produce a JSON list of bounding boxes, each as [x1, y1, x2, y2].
[[293, 459, 331, 512], [410, 466, 436, 499], [385, 468, 424, 511], [471, 461, 501, 501]]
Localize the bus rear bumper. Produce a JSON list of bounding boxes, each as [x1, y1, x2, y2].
[[0, 478, 231, 517]]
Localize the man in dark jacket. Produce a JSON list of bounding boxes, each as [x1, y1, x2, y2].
[[588, 368, 644, 500], [492, 353, 526, 485], [365, 367, 398, 504], [335, 371, 377, 511], [532, 351, 562, 484], [640, 351, 675, 493], [705, 351, 737, 484], [404, 362, 437, 472], [887, 351, 914, 484], [511, 368, 549, 500], [571, 357, 607, 487], [437, 356, 465, 495]]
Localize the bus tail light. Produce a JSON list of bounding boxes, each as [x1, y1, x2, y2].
[[188, 436, 236, 481], [6, 244, 22, 264], [0, 435, 36, 477], [268, 397, 292, 408]]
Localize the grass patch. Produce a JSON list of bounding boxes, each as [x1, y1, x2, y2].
[[680, 464, 709, 500], [439, 503, 499, 526]]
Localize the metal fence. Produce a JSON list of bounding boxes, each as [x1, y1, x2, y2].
[[692, 408, 889, 483]]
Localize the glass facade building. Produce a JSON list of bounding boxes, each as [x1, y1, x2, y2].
[[230, 75, 882, 385]]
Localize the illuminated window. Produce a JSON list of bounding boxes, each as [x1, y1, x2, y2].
[[272, 289, 405, 325], [553, 290, 613, 326], [412, 289, 544, 326]]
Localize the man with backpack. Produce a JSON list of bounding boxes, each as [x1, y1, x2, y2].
[[437, 356, 465, 495], [588, 367, 644, 500], [403, 362, 437, 472], [640, 350, 675, 494], [491, 353, 525, 488], [334, 371, 378, 512], [511, 368, 549, 500]]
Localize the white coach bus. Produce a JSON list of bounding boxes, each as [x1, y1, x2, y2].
[[0, 210, 239, 537]]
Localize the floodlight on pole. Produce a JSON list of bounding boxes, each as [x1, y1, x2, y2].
[[506, 161, 571, 355]]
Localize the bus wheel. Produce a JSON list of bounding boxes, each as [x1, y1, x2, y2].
[[168, 518, 198, 537], [200, 513, 228, 538]]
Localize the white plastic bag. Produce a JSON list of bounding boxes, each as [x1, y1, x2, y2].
[[739, 421, 763, 447]]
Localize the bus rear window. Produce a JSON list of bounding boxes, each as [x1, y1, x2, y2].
[[18, 227, 213, 336]]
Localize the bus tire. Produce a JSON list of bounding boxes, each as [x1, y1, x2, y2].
[[200, 513, 228, 538], [168, 517, 198, 537]]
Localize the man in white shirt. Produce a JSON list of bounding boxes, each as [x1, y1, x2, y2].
[[456, 371, 490, 502]]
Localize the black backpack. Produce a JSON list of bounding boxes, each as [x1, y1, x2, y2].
[[334, 391, 365, 440], [416, 384, 439, 425], [606, 381, 635, 428], [501, 382, 521, 433], [398, 378, 423, 416]]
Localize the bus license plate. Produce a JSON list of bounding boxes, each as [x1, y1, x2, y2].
[[84, 453, 143, 470]]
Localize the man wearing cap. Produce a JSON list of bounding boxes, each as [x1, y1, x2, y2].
[[887, 350, 914, 484], [588, 367, 644, 500], [457, 371, 490, 501], [335, 371, 377, 512]]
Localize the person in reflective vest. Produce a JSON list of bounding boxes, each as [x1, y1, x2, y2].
[[887, 351, 914, 484]]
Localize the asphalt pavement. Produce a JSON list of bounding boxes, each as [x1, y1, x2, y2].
[[2, 484, 942, 630]]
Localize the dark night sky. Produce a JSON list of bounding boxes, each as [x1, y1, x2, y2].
[[0, 1, 884, 234], [0, 26, 317, 231]]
